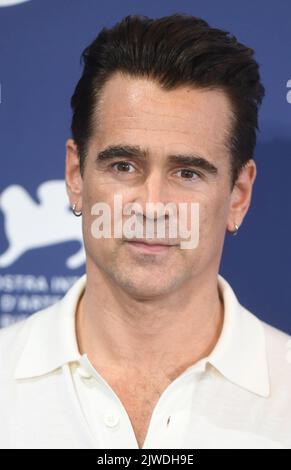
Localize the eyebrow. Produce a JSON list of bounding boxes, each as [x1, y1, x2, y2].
[[96, 144, 218, 176]]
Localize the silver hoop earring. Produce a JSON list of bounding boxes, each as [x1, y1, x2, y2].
[[230, 223, 239, 236], [72, 202, 82, 217]]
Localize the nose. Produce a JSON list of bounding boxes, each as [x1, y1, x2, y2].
[[125, 168, 178, 242], [134, 169, 168, 213]]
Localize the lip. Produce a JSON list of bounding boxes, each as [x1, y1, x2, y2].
[[126, 240, 177, 253], [124, 240, 178, 253]]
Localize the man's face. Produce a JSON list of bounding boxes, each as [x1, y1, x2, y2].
[[66, 72, 255, 298]]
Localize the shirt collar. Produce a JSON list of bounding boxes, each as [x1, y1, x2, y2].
[[14, 274, 86, 380], [207, 275, 270, 397], [14, 273, 270, 397]]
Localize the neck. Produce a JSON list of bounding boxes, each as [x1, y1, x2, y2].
[[76, 263, 224, 379]]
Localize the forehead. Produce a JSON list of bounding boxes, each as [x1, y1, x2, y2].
[[92, 72, 233, 159]]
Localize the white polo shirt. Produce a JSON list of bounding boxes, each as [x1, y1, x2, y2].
[[0, 273, 291, 449]]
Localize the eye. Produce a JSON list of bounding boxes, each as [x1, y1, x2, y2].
[[176, 169, 201, 180], [111, 161, 136, 173]]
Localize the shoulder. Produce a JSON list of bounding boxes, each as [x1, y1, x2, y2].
[[261, 318, 291, 360], [261, 319, 291, 378], [0, 303, 60, 380]]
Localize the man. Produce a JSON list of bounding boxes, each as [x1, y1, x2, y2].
[[0, 13, 290, 449]]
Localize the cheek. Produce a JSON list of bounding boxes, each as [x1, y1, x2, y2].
[[197, 198, 228, 243], [81, 177, 117, 224]]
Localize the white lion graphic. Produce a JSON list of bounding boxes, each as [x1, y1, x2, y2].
[[0, 1, 31, 7], [0, 180, 85, 269]]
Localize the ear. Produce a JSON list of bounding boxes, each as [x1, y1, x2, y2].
[[65, 138, 83, 211], [227, 159, 257, 232]]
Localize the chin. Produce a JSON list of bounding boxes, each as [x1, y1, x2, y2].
[[116, 273, 180, 298]]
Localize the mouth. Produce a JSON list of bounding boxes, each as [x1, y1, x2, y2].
[[124, 239, 179, 253]]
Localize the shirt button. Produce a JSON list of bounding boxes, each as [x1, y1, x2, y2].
[[77, 365, 91, 379], [104, 412, 120, 428]]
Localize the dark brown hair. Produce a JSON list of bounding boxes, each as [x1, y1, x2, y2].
[[70, 13, 265, 189]]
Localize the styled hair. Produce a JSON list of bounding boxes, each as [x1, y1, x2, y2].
[[70, 13, 265, 189]]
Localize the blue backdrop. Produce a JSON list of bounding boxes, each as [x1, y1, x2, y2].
[[0, 0, 290, 333]]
